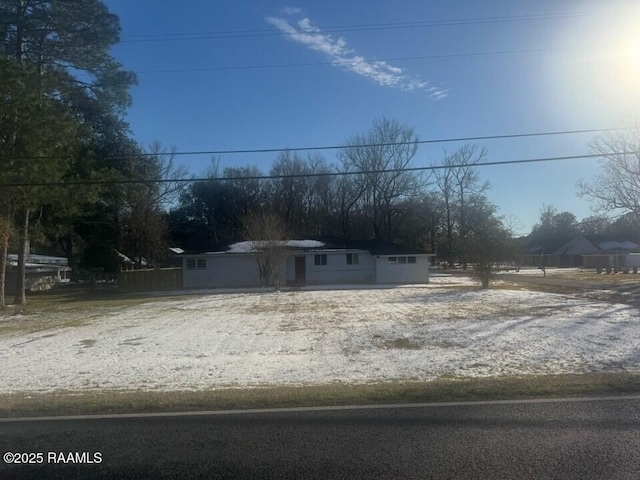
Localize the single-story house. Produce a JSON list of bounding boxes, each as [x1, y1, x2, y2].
[[182, 237, 435, 289], [521, 234, 640, 268], [4, 254, 71, 295], [582, 239, 640, 271], [520, 234, 596, 267]]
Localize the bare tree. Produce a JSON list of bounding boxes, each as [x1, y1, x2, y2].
[[503, 213, 524, 238], [269, 151, 310, 232], [450, 145, 489, 269], [302, 154, 333, 234], [395, 192, 445, 256], [433, 153, 456, 267], [122, 142, 188, 267], [332, 163, 367, 237], [578, 127, 640, 220], [433, 145, 489, 268], [244, 212, 288, 290], [144, 141, 190, 208], [338, 117, 423, 240]]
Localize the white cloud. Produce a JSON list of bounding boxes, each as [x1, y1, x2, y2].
[[266, 15, 448, 98]]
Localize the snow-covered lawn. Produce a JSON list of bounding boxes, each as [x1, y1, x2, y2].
[[1, 284, 639, 394]]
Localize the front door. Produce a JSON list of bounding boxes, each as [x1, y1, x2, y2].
[[294, 256, 306, 284]]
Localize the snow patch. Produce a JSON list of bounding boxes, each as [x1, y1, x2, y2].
[[1, 287, 638, 393], [219, 240, 325, 254]]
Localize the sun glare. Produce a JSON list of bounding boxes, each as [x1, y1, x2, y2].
[[627, 37, 640, 78], [613, 22, 640, 92], [547, 4, 640, 125]]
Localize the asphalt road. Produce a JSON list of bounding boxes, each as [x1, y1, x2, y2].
[[1, 397, 640, 479]]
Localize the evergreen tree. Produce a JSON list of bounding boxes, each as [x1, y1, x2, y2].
[[0, 0, 135, 303]]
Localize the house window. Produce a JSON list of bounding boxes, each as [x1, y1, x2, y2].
[[346, 253, 359, 265], [389, 256, 417, 264], [314, 254, 327, 266], [187, 258, 206, 270]]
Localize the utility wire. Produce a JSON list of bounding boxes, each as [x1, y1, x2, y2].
[[120, 13, 582, 43], [0, 152, 623, 189], [0, 128, 621, 162], [136, 47, 562, 75]]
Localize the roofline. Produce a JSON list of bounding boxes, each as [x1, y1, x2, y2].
[[374, 253, 437, 257], [184, 250, 436, 257]]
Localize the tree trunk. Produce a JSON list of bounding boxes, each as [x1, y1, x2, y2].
[[459, 189, 467, 270], [0, 221, 8, 309], [16, 0, 24, 62], [0, 242, 7, 308], [430, 232, 437, 266], [444, 195, 453, 267], [60, 235, 79, 282], [14, 208, 30, 305]]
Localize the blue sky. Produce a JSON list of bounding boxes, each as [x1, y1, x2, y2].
[[103, 0, 640, 235]]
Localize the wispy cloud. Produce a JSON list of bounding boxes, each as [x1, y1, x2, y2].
[[266, 15, 448, 98]]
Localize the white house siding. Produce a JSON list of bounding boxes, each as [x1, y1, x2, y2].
[[183, 255, 262, 288], [286, 256, 296, 282], [183, 250, 432, 288], [302, 251, 376, 285], [625, 254, 640, 268], [375, 255, 431, 284]]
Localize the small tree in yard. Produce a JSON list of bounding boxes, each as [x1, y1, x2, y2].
[[466, 196, 510, 288], [244, 212, 288, 290]]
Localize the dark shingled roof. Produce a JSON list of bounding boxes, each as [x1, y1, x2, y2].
[[524, 235, 576, 255]]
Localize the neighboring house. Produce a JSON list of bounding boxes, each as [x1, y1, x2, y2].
[[521, 234, 640, 269], [4, 254, 71, 295], [182, 237, 435, 289], [116, 250, 148, 271], [521, 234, 597, 267], [626, 253, 640, 270], [582, 239, 640, 270], [116, 250, 136, 271], [161, 247, 184, 268]]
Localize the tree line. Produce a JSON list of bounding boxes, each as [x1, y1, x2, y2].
[[2, 1, 639, 305], [529, 205, 640, 246], [169, 118, 512, 276]]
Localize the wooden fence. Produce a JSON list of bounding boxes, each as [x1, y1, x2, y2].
[[119, 268, 183, 293]]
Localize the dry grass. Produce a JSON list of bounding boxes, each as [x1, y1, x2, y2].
[[0, 286, 204, 336], [551, 269, 639, 284], [1, 373, 638, 418]]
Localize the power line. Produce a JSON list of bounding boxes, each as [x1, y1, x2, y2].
[[0, 152, 623, 189], [136, 47, 562, 75], [0, 47, 566, 79], [120, 13, 582, 43], [0, 128, 620, 162], [138, 128, 618, 156]]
